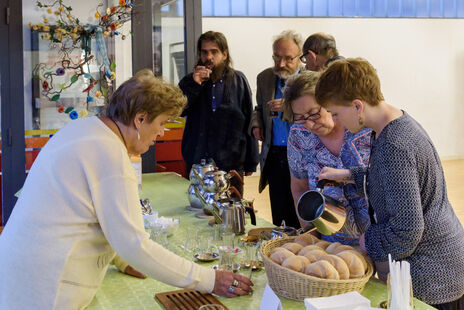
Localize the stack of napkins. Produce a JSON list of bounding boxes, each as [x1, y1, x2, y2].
[[304, 291, 370, 310], [388, 254, 413, 310]]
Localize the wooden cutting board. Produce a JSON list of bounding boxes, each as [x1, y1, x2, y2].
[[155, 289, 229, 310]]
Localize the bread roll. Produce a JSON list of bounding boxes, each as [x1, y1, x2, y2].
[[301, 252, 319, 263], [332, 245, 355, 254], [319, 254, 350, 280], [325, 242, 342, 254], [270, 247, 287, 256], [302, 249, 327, 260], [281, 242, 304, 254], [305, 260, 340, 280], [282, 255, 310, 272], [336, 250, 365, 278], [344, 250, 368, 272], [294, 233, 319, 246], [298, 245, 325, 256], [315, 240, 331, 250], [270, 248, 294, 265]]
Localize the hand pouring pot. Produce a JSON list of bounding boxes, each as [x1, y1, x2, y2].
[[296, 179, 346, 235]]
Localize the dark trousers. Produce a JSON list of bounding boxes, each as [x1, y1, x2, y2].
[[264, 145, 300, 229], [432, 295, 464, 310]]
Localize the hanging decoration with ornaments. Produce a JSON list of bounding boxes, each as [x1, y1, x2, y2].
[[30, 0, 134, 120]]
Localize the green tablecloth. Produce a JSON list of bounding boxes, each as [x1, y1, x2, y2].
[[88, 172, 435, 310]]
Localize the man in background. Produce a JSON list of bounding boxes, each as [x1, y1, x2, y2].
[[300, 33, 343, 72], [251, 30, 303, 228], [179, 31, 258, 196]]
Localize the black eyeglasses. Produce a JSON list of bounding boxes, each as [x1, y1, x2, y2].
[[272, 54, 300, 63], [299, 49, 317, 64], [293, 107, 322, 123]]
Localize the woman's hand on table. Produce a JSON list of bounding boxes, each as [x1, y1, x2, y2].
[[317, 167, 354, 184], [213, 270, 253, 297]]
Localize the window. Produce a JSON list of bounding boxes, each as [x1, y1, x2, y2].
[[202, 0, 464, 18]]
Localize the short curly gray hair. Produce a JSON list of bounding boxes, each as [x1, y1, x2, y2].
[[272, 30, 303, 55]]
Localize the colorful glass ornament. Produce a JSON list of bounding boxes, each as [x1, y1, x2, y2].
[[69, 110, 79, 120]]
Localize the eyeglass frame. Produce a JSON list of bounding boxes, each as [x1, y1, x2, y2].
[[299, 49, 318, 64], [272, 53, 301, 64], [292, 106, 322, 123]]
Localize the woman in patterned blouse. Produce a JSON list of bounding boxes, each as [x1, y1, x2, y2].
[[316, 58, 464, 309], [282, 71, 372, 246]]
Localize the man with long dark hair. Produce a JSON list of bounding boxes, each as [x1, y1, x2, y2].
[[179, 31, 258, 195]]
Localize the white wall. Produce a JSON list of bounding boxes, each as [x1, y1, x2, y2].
[[203, 17, 464, 159]]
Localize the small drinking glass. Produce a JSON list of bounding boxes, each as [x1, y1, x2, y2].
[[197, 230, 214, 255], [221, 230, 235, 248], [184, 227, 200, 253], [218, 246, 233, 271], [243, 242, 259, 269], [198, 304, 224, 310]]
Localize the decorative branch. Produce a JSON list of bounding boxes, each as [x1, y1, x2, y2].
[[29, 0, 134, 119]]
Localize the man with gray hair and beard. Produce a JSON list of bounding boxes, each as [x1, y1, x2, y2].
[[251, 30, 304, 228]]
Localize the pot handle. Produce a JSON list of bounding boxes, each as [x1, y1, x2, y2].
[[228, 169, 244, 185], [245, 206, 257, 226], [228, 186, 242, 199], [298, 222, 317, 234], [316, 179, 340, 189]]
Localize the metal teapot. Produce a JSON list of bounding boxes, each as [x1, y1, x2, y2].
[[189, 158, 216, 185], [212, 199, 257, 235], [187, 184, 204, 209], [193, 185, 241, 216], [194, 167, 243, 193], [296, 179, 346, 235]]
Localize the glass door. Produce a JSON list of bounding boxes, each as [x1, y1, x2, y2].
[[154, 0, 186, 84]]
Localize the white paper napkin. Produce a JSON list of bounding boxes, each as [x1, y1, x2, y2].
[[260, 284, 283, 310], [304, 291, 370, 310]]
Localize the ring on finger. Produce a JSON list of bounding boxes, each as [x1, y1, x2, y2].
[[232, 279, 239, 287], [228, 286, 235, 294]]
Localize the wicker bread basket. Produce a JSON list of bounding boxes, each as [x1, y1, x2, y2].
[[260, 236, 374, 301]]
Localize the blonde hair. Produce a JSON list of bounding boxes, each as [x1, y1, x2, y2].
[[315, 58, 384, 108], [105, 69, 186, 125], [282, 71, 320, 123]]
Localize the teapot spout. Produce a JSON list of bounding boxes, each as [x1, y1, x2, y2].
[[192, 168, 203, 182], [193, 185, 207, 206], [210, 202, 223, 224]]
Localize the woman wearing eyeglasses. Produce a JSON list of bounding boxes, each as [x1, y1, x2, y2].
[[282, 71, 372, 246]]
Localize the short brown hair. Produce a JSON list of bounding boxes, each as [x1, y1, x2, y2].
[[105, 69, 186, 125], [315, 58, 384, 108], [303, 33, 338, 58], [282, 71, 320, 123]]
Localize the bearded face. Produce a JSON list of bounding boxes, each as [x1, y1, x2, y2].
[[272, 38, 301, 79], [198, 40, 228, 80]]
